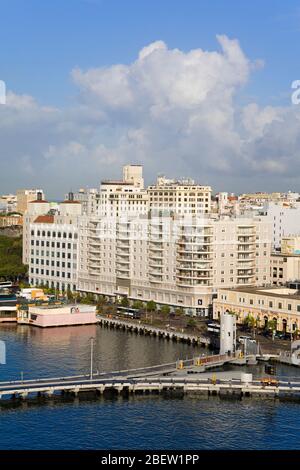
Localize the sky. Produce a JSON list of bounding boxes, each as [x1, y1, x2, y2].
[[1, 0, 300, 198]]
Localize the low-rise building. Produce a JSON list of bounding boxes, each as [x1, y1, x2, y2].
[[18, 304, 97, 327], [0, 214, 23, 227], [213, 286, 300, 333], [271, 236, 300, 286]]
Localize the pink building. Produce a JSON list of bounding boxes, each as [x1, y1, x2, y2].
[[18, 304, 98, 328]]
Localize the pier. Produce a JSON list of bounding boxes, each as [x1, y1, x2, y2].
[[0, 352, 300, 402], [97, 315, 211, 347], [1, 374, 300, 401]]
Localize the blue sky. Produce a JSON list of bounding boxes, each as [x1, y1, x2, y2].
[[1, 0, 299, 106], [1, 0, 300, 196]]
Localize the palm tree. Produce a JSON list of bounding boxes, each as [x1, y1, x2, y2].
[[267, 319, 277, 341]]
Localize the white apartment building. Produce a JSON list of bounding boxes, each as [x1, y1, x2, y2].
[[27, 195, 82, 291], [23, 192, 51, 265], [259, 201, 300, 249], [148, 176, 211, 216], [99, 181, 148, 218], [78, 211, 272, 316], [23, 165, 273, 315], [68, 188, 100, 216]]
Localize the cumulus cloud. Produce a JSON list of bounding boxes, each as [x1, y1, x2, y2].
[[0, 35, 299, 196]]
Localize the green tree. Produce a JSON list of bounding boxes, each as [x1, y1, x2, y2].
[[66, 288, 74, 302], [120, 296, 130, 308], [175, 307, 184, 316], [132, 300, 143, 310], [187, 317, 197, 328], [81, 293, 95, 304], [243, 314, 256, 337], [146, 300, 157, 312], [160, 305, 170, 316], [96, 295, 107, 313], [0, 235, 27, 281]]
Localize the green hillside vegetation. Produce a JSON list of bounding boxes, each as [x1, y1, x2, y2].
[[0, 235, 27, 280]]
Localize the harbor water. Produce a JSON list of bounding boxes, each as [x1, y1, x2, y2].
[[0, 323, 300, 450]]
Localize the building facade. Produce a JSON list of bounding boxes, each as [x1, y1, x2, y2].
[[213, 286, 300, 333], [148, 176, 211, 216], [16, 189, 45, 215], [78, 212, 272, 316], [27, 197, 82, 292], [23, 165, 273, 316], [270, 236, 300, 286]]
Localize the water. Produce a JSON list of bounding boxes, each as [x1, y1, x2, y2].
[[0, 324, 300, 450]]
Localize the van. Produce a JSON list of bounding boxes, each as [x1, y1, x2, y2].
[[238, 335, 252, 344]]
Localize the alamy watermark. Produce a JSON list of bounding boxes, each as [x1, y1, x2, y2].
[[0, 80, 6, 105], [291, 80, 300, 105], [0, 340, 6, 364]]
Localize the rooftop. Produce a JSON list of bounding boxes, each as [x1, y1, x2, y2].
[[29, 200, 49, 204], [101, 180, 134, 185], [219, 285, 300, 300], [34, 215, 54, 224]]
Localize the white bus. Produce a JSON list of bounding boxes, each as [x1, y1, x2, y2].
[[0, 281, 13, 289], [207, 322, 220, 334]]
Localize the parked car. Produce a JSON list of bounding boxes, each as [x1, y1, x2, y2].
[[275, 332, 285, 339]]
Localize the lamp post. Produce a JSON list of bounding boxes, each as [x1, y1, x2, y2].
[[90, 337, 95, 381]]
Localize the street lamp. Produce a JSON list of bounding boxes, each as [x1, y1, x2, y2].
[[90, 337, 95, 381]]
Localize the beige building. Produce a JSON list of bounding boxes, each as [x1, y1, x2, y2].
[[213, 286, 300, 333], [23, 165, 273, 316], [271, 236, 300, 286], [0, 214, 23, 227], [0, 194, 17, 213], [17, 189, 45, 214], [78, 214, 272, 316], [148, 176, 211, 216], [123, 164, 144, 188]]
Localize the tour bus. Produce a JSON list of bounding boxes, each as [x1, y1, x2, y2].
[[0, 281, 13, 289], [116, 307, 141, 319], [207, 322, 221, 334]]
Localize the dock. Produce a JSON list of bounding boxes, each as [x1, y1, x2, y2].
[[97, 315, 211, 347], [0, 352, 299, 402], [1, 374, 300, 401]]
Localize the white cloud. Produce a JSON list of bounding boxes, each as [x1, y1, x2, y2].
[[0, 35, 300, 196]]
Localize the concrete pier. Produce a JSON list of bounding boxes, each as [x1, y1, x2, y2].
[[0, 374, 300, 403], [97, 315, 210, 347]]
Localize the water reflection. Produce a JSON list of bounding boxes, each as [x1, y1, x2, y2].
[[0, 324, 201, 380]]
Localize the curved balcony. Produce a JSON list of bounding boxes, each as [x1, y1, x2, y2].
[[149, 258, 163, 266]]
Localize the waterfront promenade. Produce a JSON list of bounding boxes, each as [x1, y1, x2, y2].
[[97, 315, 211, 347]]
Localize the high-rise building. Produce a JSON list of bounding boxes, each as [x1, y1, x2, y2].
[[24, 165, 273, 315], [77, 213, 271, 316], [27, 194, 82, 291]]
